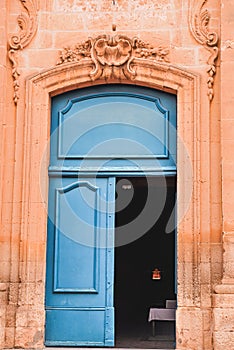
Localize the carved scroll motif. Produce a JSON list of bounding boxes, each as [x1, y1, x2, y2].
[[57, 35, 170, 80], [189, 0, 219, 101], [8, 0, 38, 104]]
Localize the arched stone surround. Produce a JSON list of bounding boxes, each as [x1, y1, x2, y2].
[[15, 58, 204, 349]]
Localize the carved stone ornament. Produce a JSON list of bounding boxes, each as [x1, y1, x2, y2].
[[57, 35, 170, 80], [8, 0, 38, 104], [189, 0, 219, 101]]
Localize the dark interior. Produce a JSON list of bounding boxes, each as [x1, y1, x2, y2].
[[114, 176, 176, 346]]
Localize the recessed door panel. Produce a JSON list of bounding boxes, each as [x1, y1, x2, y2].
[[54, 182, 99, 292], [58, 97, 169, 159]]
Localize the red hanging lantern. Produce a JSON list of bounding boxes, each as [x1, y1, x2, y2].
[[152, 268, 161, 280]]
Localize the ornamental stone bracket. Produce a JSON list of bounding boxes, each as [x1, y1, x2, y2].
[[189, 0, 219, 101], [8, 0, 38, 104], [56, 35, 170, 81]]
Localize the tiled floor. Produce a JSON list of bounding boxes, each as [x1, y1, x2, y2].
[[115, 321, 175, 349]]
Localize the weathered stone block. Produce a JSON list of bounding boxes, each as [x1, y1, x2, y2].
[[4, 327, 15, 349], [176, 308, 204, 349], [18, 282, 45, 306], [16, 306, 45, 328], [5, 304, 16, 327], [213, 331, 234, 350], [213, 293, 234, 308], [15, 327, 44, 349], [213, 308, 234, 332]]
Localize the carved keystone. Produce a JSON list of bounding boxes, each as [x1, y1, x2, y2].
[[57, 35, 170, 80]]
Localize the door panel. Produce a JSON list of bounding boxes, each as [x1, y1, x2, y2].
[[46, 309, 106, 346], [45, 177, 115, 346]]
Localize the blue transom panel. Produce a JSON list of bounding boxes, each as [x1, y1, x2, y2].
[[50, 85, 176, 172]]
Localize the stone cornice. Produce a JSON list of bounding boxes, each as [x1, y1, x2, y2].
[[189, 0, 219, 101], [8, 0, 38, 104], [57, 35, 170, 80]]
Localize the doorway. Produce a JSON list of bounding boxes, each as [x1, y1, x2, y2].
[[114, 176, 176, 348], [45, 84, 177, 347]]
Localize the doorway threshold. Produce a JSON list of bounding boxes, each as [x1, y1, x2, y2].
[[41, 348, 173, 350], [4, 348, 174, 350]]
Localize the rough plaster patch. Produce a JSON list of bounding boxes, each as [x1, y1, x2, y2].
[[53, 0, 178, 31], [54, 0, 100, 12], [129, 0, 175, 22], [54, 0, 175, 21]]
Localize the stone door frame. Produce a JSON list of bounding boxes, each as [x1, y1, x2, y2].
[[16, 59, 202, 349]]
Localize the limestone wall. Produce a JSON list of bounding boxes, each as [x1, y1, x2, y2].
[[0, 0, 233, 349]]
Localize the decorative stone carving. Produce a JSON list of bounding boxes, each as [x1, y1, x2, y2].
[[8, 0, 38, 104], [189, 0, 219, 101], [57, 35, 170, 80]]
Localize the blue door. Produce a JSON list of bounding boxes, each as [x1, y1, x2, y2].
[[45, 176, 115, 346], [45, 84, 176, 346]]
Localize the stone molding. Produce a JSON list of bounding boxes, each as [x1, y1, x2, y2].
[[57, 34, 170, 80], [8, 0, 38, 104], [189, 0, 219, 101], [14, 60, 201, 348]]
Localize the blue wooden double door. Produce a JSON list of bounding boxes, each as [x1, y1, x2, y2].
[[45, 85, 176, 346]]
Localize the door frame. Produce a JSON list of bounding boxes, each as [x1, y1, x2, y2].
[[17, 59, 201, 349], [46, 82, 177, 346]]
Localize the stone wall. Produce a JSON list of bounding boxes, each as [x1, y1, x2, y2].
[[0, 0, 233, 349], [212, 3, 234, 348]]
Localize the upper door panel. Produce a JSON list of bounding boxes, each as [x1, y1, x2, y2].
[[50, 85, 176, 171]]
